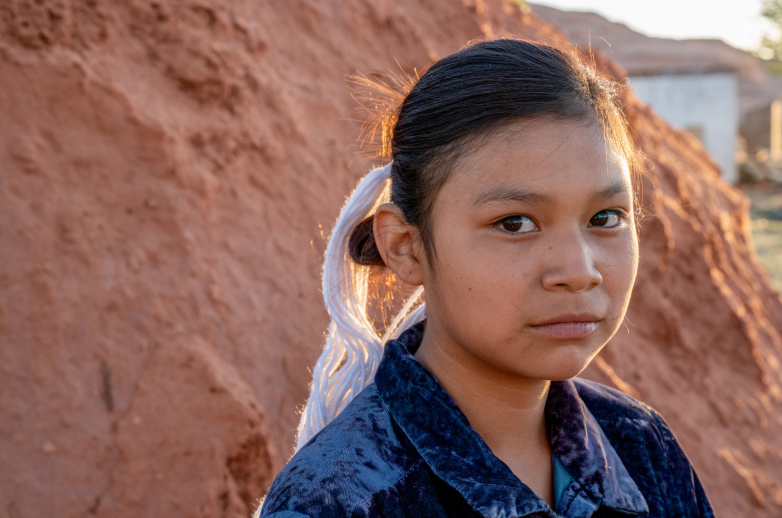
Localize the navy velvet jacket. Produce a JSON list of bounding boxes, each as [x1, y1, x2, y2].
[[261, 324, 714, 518]]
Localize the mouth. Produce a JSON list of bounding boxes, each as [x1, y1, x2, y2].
[[529, 313, 601, 340]]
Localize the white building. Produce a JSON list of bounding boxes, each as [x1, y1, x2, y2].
[[629, 70, 739, 183]]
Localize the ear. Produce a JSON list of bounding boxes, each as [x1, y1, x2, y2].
[[373, 203, 425, 286]]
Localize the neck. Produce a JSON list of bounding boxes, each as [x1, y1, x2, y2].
[[415, 325, 550, 451], [414, 320, 554, 505]]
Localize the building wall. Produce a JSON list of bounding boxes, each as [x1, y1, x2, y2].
[[629, 73, 739, 183]]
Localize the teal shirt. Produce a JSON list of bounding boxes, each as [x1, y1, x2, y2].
[[553, 453, 575, 508]]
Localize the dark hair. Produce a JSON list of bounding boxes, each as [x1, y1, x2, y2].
[[349, 39, 633, 266]]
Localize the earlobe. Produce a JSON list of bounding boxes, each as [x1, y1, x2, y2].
[[373, 203, 425, 286]]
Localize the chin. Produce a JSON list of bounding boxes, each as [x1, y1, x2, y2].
[[538, 364, 590, 382], [522, 345, 599, 382]]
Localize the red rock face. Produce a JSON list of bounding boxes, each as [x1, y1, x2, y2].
[[1, 0, 780, 516]]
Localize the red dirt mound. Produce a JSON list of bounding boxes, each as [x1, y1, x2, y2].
[[1, 0, 781, 516]]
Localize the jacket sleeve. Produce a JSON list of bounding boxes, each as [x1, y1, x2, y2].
[[651, 411, 715, 518], [692, 469, 714, 518], [253, 498, 311, 518], [259, 511, 311, 518]]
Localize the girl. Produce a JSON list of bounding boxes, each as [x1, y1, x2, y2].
[[258, 39, 713, 518]]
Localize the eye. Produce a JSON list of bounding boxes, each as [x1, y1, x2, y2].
[[497, 215, 538, 234], [589, 210, 623, 228]]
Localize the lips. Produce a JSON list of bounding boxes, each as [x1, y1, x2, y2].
[[529, 314, 601, 339]]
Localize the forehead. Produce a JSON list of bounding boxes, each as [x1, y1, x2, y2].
[[445, 118, 631, 204]]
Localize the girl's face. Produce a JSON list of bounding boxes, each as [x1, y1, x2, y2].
[[419, 118, 638, 382]]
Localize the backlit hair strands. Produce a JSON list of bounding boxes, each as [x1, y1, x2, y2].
[[349, 69, 418, 160], [296, 162, 426, 451]]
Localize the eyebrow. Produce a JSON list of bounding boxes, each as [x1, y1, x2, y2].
[[472, 181, 631, 207], [591, 182, 631, 202], [472, 186, 554, 206]]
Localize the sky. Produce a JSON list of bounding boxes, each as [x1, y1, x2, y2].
[[532, 0, 774, 52]]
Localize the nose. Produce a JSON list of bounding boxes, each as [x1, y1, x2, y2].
[[541, 233, 603, 292]]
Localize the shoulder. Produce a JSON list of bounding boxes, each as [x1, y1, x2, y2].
[[573, 377, 663, 423], [573, 377, 684, 445], [573, 378, 678, 452], [574, 378, 714, 517], [260, 384, 421, 518]]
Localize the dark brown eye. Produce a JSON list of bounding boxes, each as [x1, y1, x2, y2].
[[499, 216, 537, 234], [590, 210, 621, 228]]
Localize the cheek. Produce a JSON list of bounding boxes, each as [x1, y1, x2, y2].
[[599, 232, 639, 311], [429, 234, 536, 333]]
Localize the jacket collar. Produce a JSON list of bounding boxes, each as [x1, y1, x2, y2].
[[374, 323, 648, 517]]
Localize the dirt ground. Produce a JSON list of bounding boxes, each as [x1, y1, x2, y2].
[[743, 184, 782, 292]]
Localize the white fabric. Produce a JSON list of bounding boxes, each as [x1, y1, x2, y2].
[[296, 162, 426, 450]]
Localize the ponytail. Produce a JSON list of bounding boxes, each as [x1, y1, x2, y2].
[[296, 162, 426, 450]]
